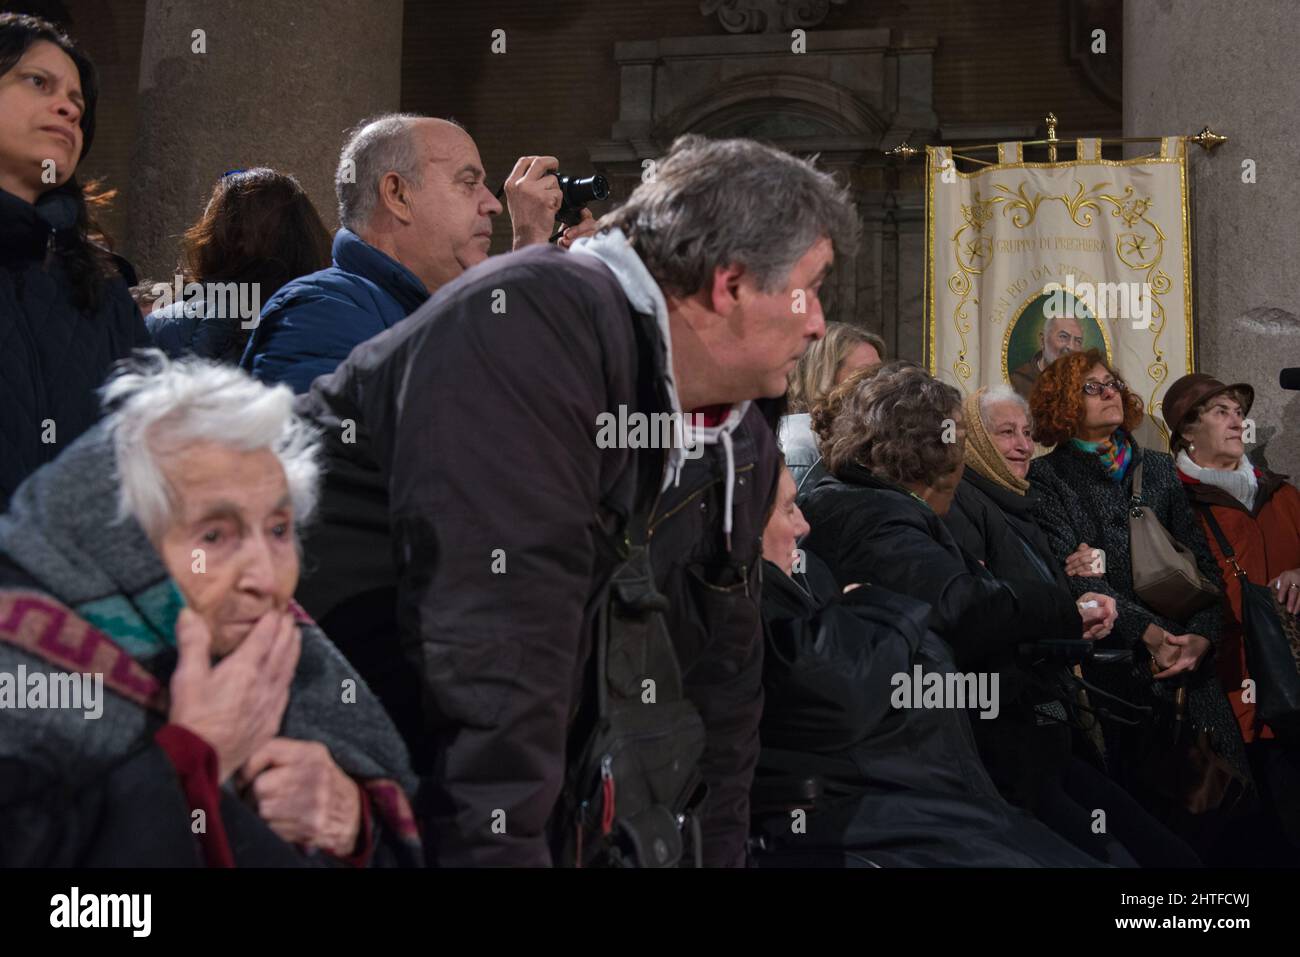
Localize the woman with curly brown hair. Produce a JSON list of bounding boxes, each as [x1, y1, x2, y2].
[[802, 360, 1112, 654], [1028, 349, 1252, 859]]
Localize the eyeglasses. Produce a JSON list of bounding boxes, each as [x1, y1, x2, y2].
[[1082, 378, 1125, 396]]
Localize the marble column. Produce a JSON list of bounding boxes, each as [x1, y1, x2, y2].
[[126, 0, 404, 279], [1126, 0, 1300, 473]]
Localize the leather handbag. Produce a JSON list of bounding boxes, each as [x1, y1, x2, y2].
[[1138, 680, 1250, 815], [1128, 460, 1221, 621], [1200, 506, 1300, 733]]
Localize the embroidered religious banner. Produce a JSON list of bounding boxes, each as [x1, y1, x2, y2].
[[925, 136, 1194, 447]]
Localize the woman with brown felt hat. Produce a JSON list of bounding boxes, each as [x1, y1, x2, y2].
[[1165, 371, 1300, 864]]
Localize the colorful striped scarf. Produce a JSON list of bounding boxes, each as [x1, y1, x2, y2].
[[1071, 429, 1132, 482]]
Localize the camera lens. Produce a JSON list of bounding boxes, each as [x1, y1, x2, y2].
[[558, 174, 610, 207]]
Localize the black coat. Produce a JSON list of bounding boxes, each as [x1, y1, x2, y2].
[[755, 553, 1098, 866], [294, 244, 776, 867], [1029, 438, 1249, 784], [0, 187, 149, 511], [799, 462, 1083, 807], [946, 468, 1069, 590], [943, 468, 1107, 803], [799, 462, 1081, 669]]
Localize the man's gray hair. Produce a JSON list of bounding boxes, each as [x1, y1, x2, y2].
[[601, 134, 860, 296], [100, 351, 321, 539], [336, 113, 449, 230], [979, 383, 1031, 429]]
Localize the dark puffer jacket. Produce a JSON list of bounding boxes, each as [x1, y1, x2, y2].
[[1029, 438, 1249, 787], [754, 551, 1098, 867], [941, 469, 1094, 805], [799, 462, 1082, 670], [240, 228, 428, 394], [0, 186, 149, 511], [145, 296, 248, 364]]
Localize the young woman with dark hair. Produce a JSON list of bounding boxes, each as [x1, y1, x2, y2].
[[0, 12, 149, 511], [146, 167, 333, 362]]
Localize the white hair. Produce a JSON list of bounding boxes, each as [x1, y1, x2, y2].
[[100, 351, 321, 539], [980, 384, 1031, 430]]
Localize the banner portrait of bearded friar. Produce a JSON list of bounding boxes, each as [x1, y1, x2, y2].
[[925, 137, 1195, 450]]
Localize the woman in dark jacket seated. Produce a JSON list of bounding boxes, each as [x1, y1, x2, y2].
[[944, 384, 1199, 866], [799, 361, 1114, 662], [0, 353, 421, 867], [1028, 349, 1250, 858], [756, 464, 1098, 866], [795, 362, 1186, 864]]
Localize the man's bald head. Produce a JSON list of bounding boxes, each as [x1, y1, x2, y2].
[[333, 112, 503, 294], [336, 113, 468, 230]]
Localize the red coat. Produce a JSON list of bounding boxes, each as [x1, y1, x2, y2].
[[1179, 466, 1300, 741]]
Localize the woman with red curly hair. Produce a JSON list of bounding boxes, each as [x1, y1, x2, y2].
[[1028, 349, 1250, 859]]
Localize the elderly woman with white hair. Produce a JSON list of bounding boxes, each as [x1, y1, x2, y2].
[[942, 383, 1196, 866], [0, 352, 421, 867]]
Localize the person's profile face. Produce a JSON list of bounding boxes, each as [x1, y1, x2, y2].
[[1185, 395, 1246, 466], [1080, 363, 1125, 436], [0, 41, 85, 202], [728, 235, 834, 401], [925, 462, 965, 517], [1041, 316, 1084, 364], [762, 469, 810, 575], [404, 122, 502, 290]]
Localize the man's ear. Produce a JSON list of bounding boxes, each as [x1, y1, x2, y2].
[[376, 171, 414, 225], [708, 263, 747, 317]]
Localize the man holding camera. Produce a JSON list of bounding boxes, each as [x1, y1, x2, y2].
[[241, 113, 597, 393]]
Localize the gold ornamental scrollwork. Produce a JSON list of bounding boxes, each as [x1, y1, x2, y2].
[[947, 191, 1002, 383], [944, 175, 1174, 438]]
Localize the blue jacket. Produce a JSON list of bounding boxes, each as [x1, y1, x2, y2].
[[146, 295, 248, 364], [240, 228, 429, 393]]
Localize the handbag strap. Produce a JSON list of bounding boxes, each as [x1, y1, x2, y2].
[[1198, 505, 1248, 580]]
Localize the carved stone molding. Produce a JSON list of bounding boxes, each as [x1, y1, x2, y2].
[[701, 0, 849, 34], [589, 24, 935, 351]]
